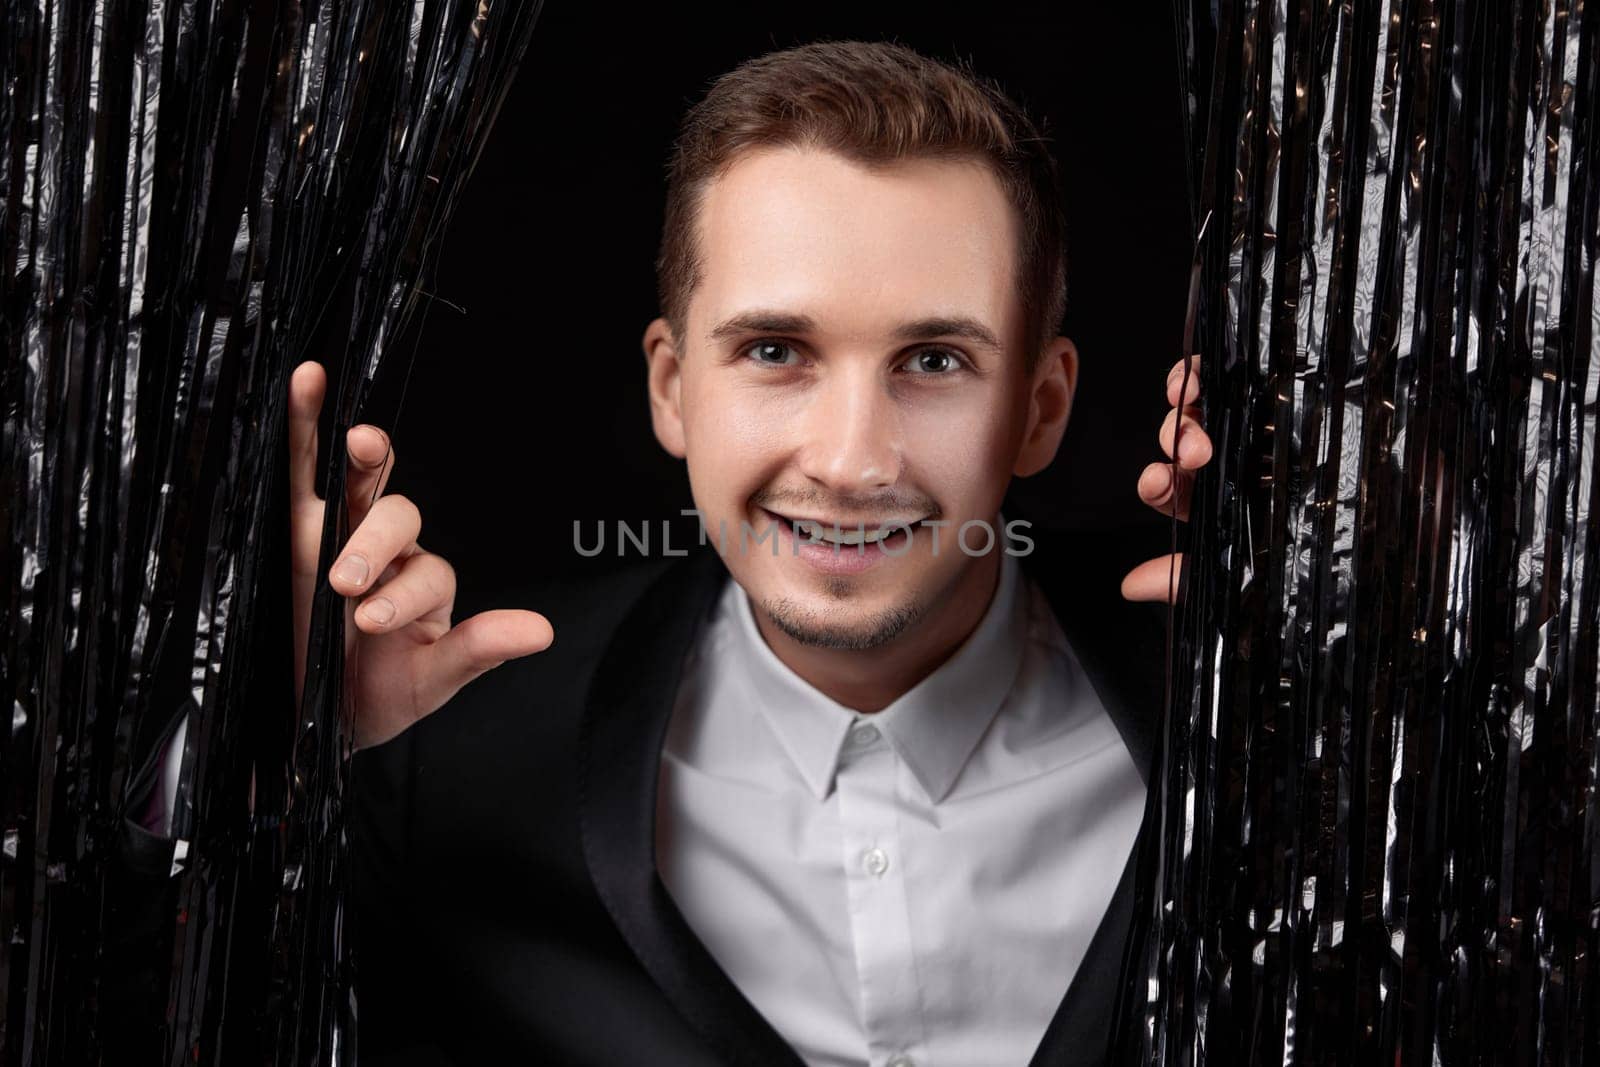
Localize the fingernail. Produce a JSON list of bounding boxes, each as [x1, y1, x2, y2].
[[334, 554, 369, 587], [361, 601, 395, 627], [361, 597, 394, 625]]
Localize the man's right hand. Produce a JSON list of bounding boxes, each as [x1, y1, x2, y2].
[[289, 361, 554, 750]]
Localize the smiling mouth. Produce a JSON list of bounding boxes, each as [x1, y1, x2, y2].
[[762, 508, 927, 547]]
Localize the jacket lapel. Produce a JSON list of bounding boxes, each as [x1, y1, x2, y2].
[[576, 547, 806, 1067], [1018, 528, 1168, 1064]]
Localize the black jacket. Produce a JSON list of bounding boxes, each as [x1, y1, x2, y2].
[[349, 527, 1168, 1065]]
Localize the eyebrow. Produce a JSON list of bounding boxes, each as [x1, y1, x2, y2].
[[707, 310, 1004, 353], [893, 316, 1003, 353], [708, 311, 817, 343]]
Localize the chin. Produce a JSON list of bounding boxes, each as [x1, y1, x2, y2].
[[758, 590, 928, 651]]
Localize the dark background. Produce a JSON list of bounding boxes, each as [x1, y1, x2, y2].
[[351, 2, 1194, 606]]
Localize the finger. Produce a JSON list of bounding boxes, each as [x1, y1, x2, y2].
[[1166, 356, 1202, 408], [345, 424, 395, 529], [1121, 553, 1187, 603], [1137, 461, 1194, 521], [353, 550, 455, 634], [289, 361, 327, 505], [419, 609, 555, 707], [1159, 405, 1212, 468], [329, 494, 422, 596]]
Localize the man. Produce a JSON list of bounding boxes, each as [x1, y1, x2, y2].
[[144, 39, 1212, 1065]]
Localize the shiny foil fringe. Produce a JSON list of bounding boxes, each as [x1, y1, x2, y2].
[[0, 2, 537, 1062], [1115, 0, 1600, 1063]]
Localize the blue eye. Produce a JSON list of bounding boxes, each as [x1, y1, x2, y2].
[[904, 348, 961, 374], [746, 341, 800, 366]]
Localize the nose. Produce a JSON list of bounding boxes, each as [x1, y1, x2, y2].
[[794, 365, 901, 495]]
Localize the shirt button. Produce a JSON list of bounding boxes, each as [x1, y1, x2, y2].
[[886, 1055, 915, 1067], [863, 847, 890, 877], [848, 722, 881, 748]]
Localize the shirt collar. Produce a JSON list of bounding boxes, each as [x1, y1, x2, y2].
[[726, 548, 1030, 805]]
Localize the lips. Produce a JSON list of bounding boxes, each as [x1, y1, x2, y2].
[[761, 508, 923, 548], [748, 508, 911, 576], [761, 508, 928, 556]]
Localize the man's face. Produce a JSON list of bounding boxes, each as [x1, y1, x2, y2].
[[647, 145, 1067, 649]]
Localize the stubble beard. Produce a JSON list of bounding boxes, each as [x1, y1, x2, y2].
[[760, 576, 928, 651]]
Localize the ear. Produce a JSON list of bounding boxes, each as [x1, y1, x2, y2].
[[1012, 336, 1078, 477], [643, 316, 687, 458]]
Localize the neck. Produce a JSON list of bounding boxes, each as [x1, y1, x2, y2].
[[750, 549, 1003, 713]]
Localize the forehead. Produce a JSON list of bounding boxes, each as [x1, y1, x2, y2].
[[689, 146, 1023, 340]]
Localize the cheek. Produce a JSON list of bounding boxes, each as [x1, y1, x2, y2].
[[680, 372, 791, 505], [897, 387, 1023, 511]]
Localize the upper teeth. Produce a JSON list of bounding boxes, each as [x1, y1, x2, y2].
[[793, 520, 900, 546]]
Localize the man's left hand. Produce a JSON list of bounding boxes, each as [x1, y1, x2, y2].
[[1121, 355, 1211, 603]]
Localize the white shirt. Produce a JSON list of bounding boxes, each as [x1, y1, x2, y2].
[[656, 550, 1147, 1067]]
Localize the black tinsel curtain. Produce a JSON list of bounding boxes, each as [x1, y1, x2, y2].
[[0, 2, 539, 1062], [1117, 0, 1600, 1063]]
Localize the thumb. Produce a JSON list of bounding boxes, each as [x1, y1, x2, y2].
[[419, 609, 555, 709], [1120, 553, 1186, 604]]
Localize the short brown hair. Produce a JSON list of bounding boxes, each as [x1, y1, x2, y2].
[[656, 40, 1068, 368]]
